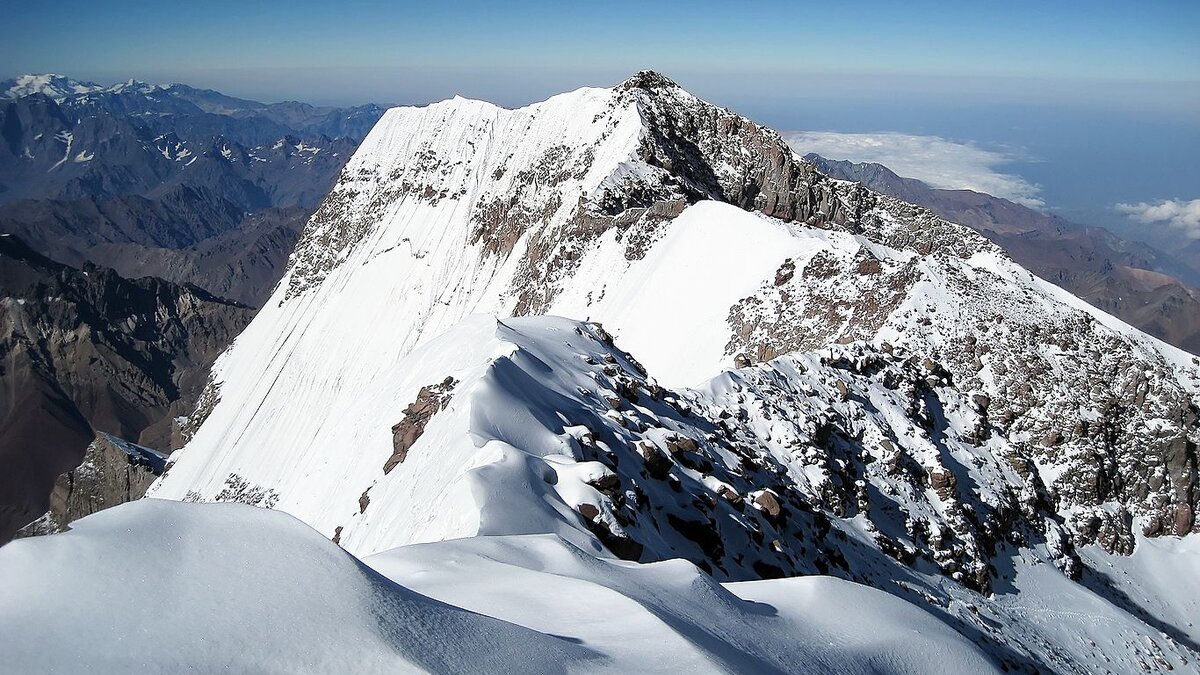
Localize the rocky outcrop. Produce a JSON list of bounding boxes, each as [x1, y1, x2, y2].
[[805, 152, 1200, 355], [16, 432, 165, 536], [0, 234, 253, 542], [716, 204, 1200, 556], [384, 377, 457, 474]]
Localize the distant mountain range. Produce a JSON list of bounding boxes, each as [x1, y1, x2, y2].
[[804, 153, 1200, 354], [0, 74, 383, 540], [0, 73, 384, 306], [0, 233, 253, 541]]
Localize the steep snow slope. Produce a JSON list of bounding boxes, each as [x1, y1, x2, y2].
[[147, 72, 1200, 671], [0, 499, 999, 675], [153, 312, 1199, 671]]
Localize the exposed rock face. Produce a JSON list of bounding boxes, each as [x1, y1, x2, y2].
[[384, 377, 457, 474], [16, 432, 165, 536], [805, 153, 1200, 355], [0, 234, 252, 542]]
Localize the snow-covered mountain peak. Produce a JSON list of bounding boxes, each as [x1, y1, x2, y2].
[[2, 73, 105, 100], [147, 73, 1200, 670], [618, 69, 683, 91], [1, 73, 175, 102]]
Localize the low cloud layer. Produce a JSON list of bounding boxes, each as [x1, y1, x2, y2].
[[785, 131, 1044, 208], [1115, 199, 1200, 239]]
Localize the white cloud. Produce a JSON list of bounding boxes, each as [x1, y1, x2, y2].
[[784, 131, 1044, 208], [1115, 199, 1200, 239]]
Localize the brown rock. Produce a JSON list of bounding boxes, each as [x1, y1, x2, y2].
[[665, 434, 699, 455], [638, 442, 673, 479], [577, 503, 600, 522], [718, 486, 743, 505], [774, 259, 795, 286], [588, 473, 621, 496], [928, 468, 957, 500], [384, 378, 457, 474], [1174, 504, 1194, 536], [753, 490, 782, 518]]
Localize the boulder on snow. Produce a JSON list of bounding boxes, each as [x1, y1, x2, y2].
[[587, 473, 621, 496], [577, 503, 600, 522], [753, 490, 783, 519], [637, 442, 673, 480], [384, 378, 457, 474], [928, 469, 957, 501]]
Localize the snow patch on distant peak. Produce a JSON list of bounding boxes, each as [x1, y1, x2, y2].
[[2, 73, 168, 101], [3, 74, 104, 100]]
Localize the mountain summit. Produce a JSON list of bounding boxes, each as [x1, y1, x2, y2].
[[50, 72, 1200, 670]]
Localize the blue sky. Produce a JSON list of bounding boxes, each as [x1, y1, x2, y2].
[[3, 0, 1197, 106], [3, 0, 1198, 240]]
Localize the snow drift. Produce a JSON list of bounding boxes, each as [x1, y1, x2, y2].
[[0, 499, 998, 674]]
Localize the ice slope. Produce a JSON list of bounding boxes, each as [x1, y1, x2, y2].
[[546, 200, 825, 386], [0, 500, 999, 675]]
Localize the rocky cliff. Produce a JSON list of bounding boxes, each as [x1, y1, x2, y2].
[[0, 234, 252, 541]]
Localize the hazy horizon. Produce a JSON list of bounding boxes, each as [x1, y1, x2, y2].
[[4, 0, 1197, 245]]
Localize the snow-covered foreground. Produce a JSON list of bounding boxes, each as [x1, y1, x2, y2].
[[60, 72, 1199, 671], [144, 311, 1199, 671], [0, 499, 997, 674]]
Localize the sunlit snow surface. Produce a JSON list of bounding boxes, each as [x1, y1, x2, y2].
[[0, 500, 997, 674], [105, 78, 1200, 671]]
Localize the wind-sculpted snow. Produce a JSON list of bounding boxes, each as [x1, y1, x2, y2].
[[0, 499, 1002, 675], [147, 72, 1200, 672], [154, 312, 1200, 670], [0, 500, 599, 674]]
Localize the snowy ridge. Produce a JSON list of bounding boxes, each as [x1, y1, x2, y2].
[[155, 309, 1200, 670], [0, 500, 999, 674], [143, 72, 1200, 672]]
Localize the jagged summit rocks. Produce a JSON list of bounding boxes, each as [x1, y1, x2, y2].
[[146, 73, 1200, 671], [618, 69, 682, 92]]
